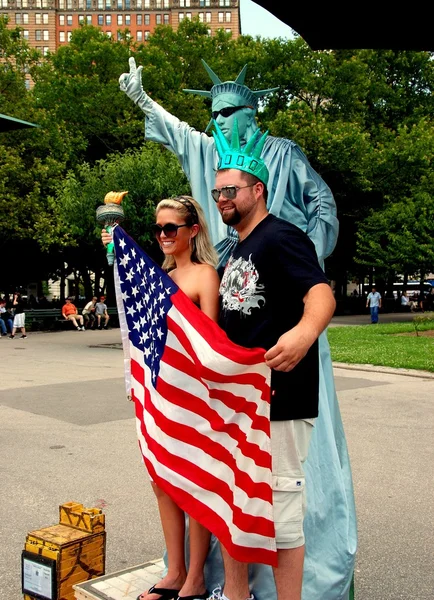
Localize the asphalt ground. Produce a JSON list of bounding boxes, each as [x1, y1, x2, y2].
[[0, 321, 433, 600]]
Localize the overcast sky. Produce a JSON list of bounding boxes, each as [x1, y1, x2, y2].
[[239, 0, 295, 39]]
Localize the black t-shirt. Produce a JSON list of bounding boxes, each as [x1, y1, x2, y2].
[[218, 214, 329, 421]]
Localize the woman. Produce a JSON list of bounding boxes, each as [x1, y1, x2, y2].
[[9, 292, 27, 339], [103, 196, 220, 600]]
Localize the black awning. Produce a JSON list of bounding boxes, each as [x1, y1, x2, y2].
[[252, 4, 434, 51], [0, 113, 40, 132]]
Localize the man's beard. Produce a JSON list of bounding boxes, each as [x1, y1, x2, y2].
[[221, 206, 241, 226]]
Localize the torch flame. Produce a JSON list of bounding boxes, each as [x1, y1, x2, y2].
[[104, 191, 128, 205]]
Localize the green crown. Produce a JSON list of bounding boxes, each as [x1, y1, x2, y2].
[[212, 119, 269, 186]]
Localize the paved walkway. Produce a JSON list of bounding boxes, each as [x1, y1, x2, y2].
[[1, 327, 433, 600]]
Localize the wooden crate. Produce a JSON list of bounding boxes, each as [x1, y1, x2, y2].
[[23, 503, 106, 600]]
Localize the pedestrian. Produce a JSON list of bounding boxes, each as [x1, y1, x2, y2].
[[208, 121, 336, 600], [9, 292, 27, 339], [0, 297, 13, 336], [366, 286, 382, 323], [61, 298, 85, 330], [82, 296, 97, 329], [102, 196, 220, 600], [95, 296, 110, 330]]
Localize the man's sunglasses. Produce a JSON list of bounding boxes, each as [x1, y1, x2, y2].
[[211, 184, 255, 203], [151, 223, 188, 238], [211, 105, 253, 120]]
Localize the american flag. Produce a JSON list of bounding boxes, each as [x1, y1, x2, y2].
[[112, 226, 276, 566]]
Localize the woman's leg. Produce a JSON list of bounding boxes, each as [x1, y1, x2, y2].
[[138, 483, 187, 600], [178, 517, 210, 598]]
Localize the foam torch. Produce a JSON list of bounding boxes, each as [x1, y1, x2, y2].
[[96, 191, 127, 265]]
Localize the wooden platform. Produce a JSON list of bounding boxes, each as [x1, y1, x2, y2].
[[74, 558, 165, 600]]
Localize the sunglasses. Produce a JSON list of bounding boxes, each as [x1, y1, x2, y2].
[[211, 105, 253, 120], [152, 223, 188, 238], [211, 184, 256, 203]]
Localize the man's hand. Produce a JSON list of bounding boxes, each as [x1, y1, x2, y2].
[[101, 228, 112, 247], [119, 57, 147, 105], [264, 325, 315, 372]]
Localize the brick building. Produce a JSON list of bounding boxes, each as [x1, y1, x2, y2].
[[1, 0, 240, 55]]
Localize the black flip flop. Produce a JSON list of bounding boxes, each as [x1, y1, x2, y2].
[[177, 593, 209, 600], [137, 586, 181, 600]]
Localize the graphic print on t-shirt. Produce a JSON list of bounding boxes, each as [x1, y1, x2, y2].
[[220, 254, 265, 315]]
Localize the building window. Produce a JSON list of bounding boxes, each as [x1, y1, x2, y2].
[[198, 11, 203, 21], [43, 46, 49, 55], [136, 30, 142, 41], [163, 0, 169, 6], [16, 0, 21, 6], [106, 30, 112, 37], [125, 0, 130, 7], [155, 0, 161, 6], [117, 14, 122, 24], [144, 0, 150, 7], [105, 0, 110, 7], [66, 0, 72, 7], [59, 30, 65, 41], [86, 14, 92, 23], [125, 13, 130, 24], [15, 13, 22, 23], [117, 30, 122, 40], [67, 31, 72, 41], [43, 12, 48, 23], [97, 0, 103, 7], [218, 11, 223, 22], [97, 13, 103, 24], [207, 27, 211, 35], [58, 0, 64, 7], [43, 29, 49, 40], [86, 0, 91, 7], [67, 14, 72, 25], [144, 13, 149, 24], [225, 11, 230, 21], [22, 0, 28, 6], [35, 29, 42, 40], [105, 13, 111, 24], [59, 14, 65, 25], [186, 11, 191, 19], [117, 0, 122, 7], [225, 28, 231, 33], [144, 30, 150, 39], [22, 29, 29, 39], [78, 14, 84, 22], [35, 0, 41, 7], [155, 13, 161, 23], [205, 11, 211, 22], [78, 0, 84, 6], [136, 0, 142, 6], [178, 12, 183, 21], [136, 13, 142, 24], [163, 12, 168, 23]]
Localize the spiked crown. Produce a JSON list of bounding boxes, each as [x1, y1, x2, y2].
[[183, 60, 279, 110], [212, 119, 269, 186]]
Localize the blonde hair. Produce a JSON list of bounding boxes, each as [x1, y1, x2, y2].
[[155, 196, 218, 271]]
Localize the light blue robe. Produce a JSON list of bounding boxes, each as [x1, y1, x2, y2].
[[144, 100, 357, 600]]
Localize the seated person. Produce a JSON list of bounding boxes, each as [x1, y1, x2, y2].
[[95, 296, 110, 330], [62, 298, 85, 330], [82, 296, 97, 329], [400, 291, 416, 312]]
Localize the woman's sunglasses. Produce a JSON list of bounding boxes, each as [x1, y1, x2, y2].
[[151, 223, 188, 238], [211, 105, 253, 120]]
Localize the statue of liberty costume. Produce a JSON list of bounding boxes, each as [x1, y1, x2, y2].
[[119, 58, 357, 600]]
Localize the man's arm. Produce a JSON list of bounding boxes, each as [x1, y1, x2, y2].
[[264, 283, 336, 372]]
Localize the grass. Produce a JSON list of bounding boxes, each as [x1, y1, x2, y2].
[[327, 319, 434, 372]]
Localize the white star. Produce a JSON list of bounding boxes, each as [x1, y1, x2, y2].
[[140, 315, 147, 326], [131, 247, 136, 258], [158, 278, 163, 288], [143, 331, 150, 342], [135, 300, 143, 312], [125, 268, 134, 282], [165, 287, 171, 295], [119, 238, 126, 250], [131, 286, 139, 297], [149, 266, 155, 278], [156, 328, 163, 340], [150, 282, 156, 292], [119, 253, 130, 267], [144, 347, 151, 358], [140, 258, 145, 269], [144, 292, 150, 304], [127, 306, 136, 317], [121, 290, 130, 301], [158, 292, 165, 303], [159, 306, 165, 318], [133, 320, 141, 332]]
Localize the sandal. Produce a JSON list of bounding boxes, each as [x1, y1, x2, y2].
[[137, 586, 181, 600], [177, 593, 209, 600]]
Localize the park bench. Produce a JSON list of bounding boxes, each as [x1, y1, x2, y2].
[[24, 307, 119, 330]]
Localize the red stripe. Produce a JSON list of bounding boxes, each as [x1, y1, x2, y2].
[[170, 292, 267, 365], [144, 456, 277, 567]]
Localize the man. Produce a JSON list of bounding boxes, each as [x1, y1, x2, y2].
[[82, 296, 97, 329], [62, 298, 85, 330], [95, 296, 110, 330], [210, 122, 335, 600], [366, 286, 382, 323]]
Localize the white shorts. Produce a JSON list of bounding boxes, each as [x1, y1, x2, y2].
[[13, 313, 25, 328], [271, 419, 314, 549]]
